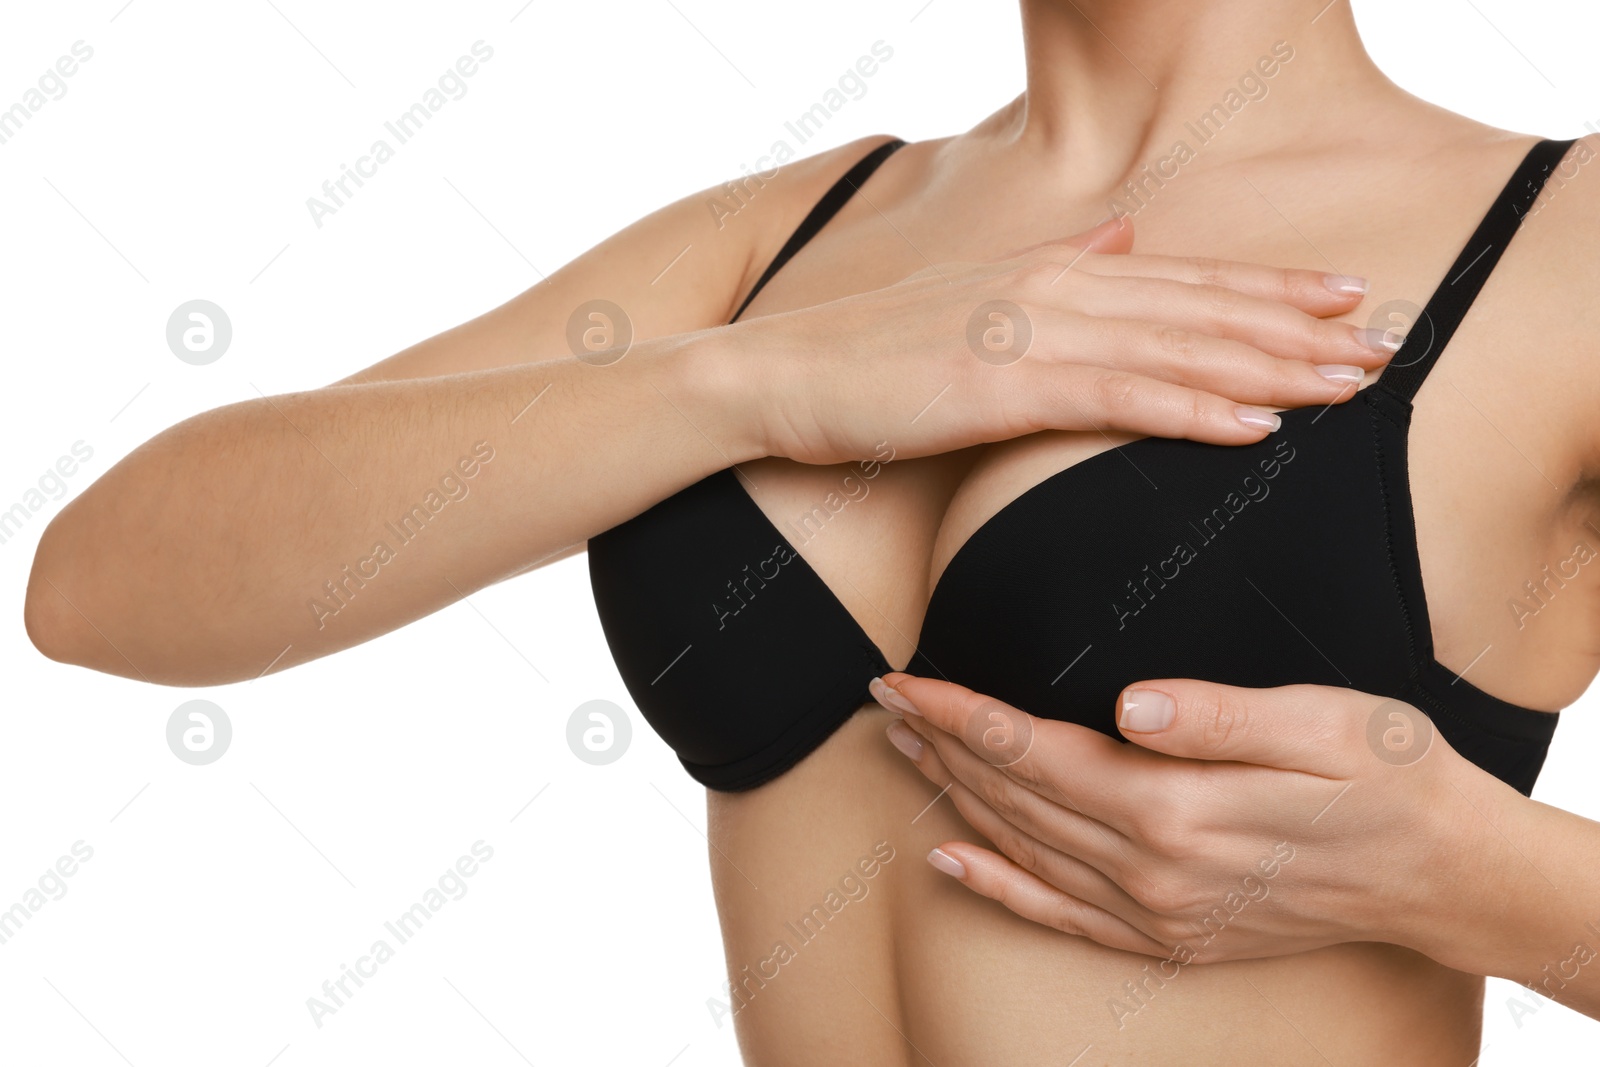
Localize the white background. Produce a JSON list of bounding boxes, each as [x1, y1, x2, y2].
[[1, 0, 1596, 1064]]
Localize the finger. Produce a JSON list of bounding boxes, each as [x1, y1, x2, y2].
[[927, 842, 1173, 957], [1114, 680, 1378, 777], [1000, 362, 1295, 445], [1061, 273, 1394, 369], [877, 673, 1137, 818], [1031, 313, 1370, 408], [937, 779, 1147, 921], [1078, 251, 1368, 318], [888, 715, 1136, 857], [1006, 214, 1135, 260]]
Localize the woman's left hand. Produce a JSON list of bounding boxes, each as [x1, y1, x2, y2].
[[870, 671, 1509, 967]]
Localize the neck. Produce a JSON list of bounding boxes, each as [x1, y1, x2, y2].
[[1005, 0, 1395, 187]]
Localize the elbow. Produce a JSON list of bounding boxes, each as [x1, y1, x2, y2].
[[24, 505, 134, 679], [24, 583, 79, 667], [24, 522, 90, 669], [24, 508, 263, 689]]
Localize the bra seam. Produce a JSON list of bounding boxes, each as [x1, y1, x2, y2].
[[1368, 393, 1429, 684], [1366, 390, 1559, 740]]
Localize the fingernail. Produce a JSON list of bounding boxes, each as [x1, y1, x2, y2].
[[1354, 327, 1404, 353], [1234, 407, 1281, 432], [927, 848, 966, 878], [886, 720, 924, 761], [1316, 364, 1365, 384], [869, 676, 921, 717], [1324, 274, 1369, 295], [1120, 689, 1175, 731]]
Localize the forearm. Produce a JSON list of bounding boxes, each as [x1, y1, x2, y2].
[[24, 327, 758, 686], [1408, 771, 1600, 1019]]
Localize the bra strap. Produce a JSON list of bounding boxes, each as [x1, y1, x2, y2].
[[1376, 137, 1575, 403], [729, 137, 907, 324]]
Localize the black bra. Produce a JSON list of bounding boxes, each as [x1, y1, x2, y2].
[[588, 136, 1572, 795]]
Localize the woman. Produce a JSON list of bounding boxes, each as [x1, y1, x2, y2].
[[24, 1, 1598, 1064]]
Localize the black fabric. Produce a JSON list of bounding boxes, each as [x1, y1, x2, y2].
[[1376, 136, 1575, 403], [588, 136, 1571, 794], [728, 137, 907, 324]]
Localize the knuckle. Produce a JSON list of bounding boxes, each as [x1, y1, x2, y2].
[[1275, 266, 1297, 299], [1128, 794, 1187, 853], [1149, 913, 1198, 946], [1137, 814, 1183, 859], [1090, 371, 1141, 414], [1197, 282, 1242, 320], [1312, 317, 1353, 352], [978, 773, 1026, 825], [1004, 830, 1044, 875], [1045, 899, 1085, 937], [1275, 354, 1311, 394], [1154, 324, 1198, 361], [1184, 255, 1228, 289], [1126, 869, 1186, 915], [1200, 690, 1250, 752]]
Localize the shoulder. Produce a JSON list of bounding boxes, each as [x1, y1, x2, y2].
[[716, 133, 908, 316], [1521, 132, 1600, 272]]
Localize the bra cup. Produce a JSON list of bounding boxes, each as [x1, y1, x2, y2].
[[587, 136, 1571, 794]]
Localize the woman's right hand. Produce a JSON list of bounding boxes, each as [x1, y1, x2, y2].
[[735, 216, 1396, 467]]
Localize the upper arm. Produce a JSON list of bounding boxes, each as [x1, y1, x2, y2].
[[329, 134, 904, 386]]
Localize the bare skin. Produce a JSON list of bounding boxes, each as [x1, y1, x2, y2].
[[24, 1, 1600, 1064], [707, 133, 1600, 1064], [703, 5, 1600, 1064]]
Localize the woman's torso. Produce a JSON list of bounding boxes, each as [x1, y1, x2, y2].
[[694, 114, 1600, 1065]]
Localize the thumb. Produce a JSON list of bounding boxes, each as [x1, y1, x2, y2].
[[1113, 679, 1394, 777], [1011, 214, 1134, 260], [1069, 213, 1134, 254]]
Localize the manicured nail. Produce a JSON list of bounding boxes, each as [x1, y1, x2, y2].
[[1354, 327, 1404, 353], [1235, 407, 1281, 432], [927, 848, 966, 878], [1324, 274, 1369, 295], [869, 676, 921, 717], [1316, 364, 1365, 384], [886, 720, 924, 761], [1119, 689, 1176, 732]]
